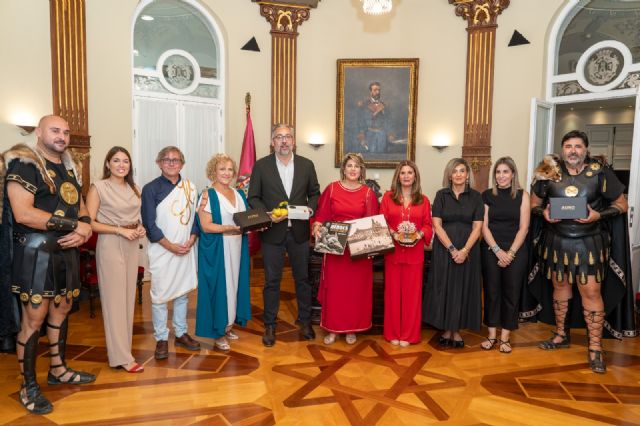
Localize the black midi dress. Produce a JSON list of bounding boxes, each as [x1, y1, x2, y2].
[[422, 187, 484, 331]]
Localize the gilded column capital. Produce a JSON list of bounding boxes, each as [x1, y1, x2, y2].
[[258, 2, 311, 35], [448, 0, 510, 28]]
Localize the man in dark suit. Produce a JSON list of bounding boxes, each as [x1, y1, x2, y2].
[[248, 123, 320, 347]]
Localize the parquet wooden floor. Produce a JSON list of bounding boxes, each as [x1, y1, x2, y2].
[[1, 267, 639, 425]]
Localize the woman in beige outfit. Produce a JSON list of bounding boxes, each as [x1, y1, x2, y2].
[[86, 146, 146, 373]]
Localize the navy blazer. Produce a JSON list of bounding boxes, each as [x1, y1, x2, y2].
[[247, 154, 320, 244]]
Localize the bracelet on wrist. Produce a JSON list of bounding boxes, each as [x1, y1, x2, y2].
[[490, 244, 500, 254], [508, 249, 516, 258], [447, 244, 456, 253]]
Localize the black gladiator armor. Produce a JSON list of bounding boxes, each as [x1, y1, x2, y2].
[[535, 160, 613, 285]]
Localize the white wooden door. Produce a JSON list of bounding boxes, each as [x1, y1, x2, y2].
[[626, 89, 640, 291], [527, 98, 556, 187]]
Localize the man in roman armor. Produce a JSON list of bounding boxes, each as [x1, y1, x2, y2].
[[526, 129, 636, 373], [2, 115, 95, 414]]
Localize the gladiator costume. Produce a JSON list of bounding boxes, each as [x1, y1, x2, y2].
[[522, 154, 637, 371], [0, 155, 20, 353], [2, 143, 95, 414]]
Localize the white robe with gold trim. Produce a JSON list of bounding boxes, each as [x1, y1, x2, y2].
[[148, 180, 198, 304]]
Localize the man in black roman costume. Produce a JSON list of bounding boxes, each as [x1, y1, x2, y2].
[[527, 129, 636, 374], [3, 115, 95, 414]]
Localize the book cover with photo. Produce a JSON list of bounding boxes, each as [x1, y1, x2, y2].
[[346, 214, 395, 259], [314, 221, 351, 255]]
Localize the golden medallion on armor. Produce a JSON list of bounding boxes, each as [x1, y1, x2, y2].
[[67, 170, 74, 177], [564, 185, 579, 197], [47, 169, 56, 178], [72, 289, 80, 298], [590, 163, 601, 171], [54, 295, 62, 304], [66, 292, 72, 300], [31, 294, 43, 304], [59, 182, 79, 205], [20, 292, 29, 302], [54, 209, 65, 217], [586, 171, 593, 177]]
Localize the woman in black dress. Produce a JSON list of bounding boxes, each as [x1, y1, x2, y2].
[[423, 158, 483, 348], [480, 157, 530, 353]]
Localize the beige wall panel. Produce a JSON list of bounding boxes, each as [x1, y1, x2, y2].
[[0, 0, 52, 150], [491, 0, 561, 189]]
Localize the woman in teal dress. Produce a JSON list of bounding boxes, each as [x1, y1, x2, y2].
[[196, 154, 251, 351]]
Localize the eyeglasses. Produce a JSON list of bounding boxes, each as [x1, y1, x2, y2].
[[161, 158, 182, 165], [273, 134, 293, 142]]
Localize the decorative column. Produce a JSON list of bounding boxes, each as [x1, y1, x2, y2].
[[256, 1, 320, 129], [50, 0, 91, 193], [449, 0, 510, 191]]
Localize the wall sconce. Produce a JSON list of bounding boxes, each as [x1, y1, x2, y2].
[[431, 134, 450, 152], [17, 125, 36, 136], [307, 134, 325, 150]]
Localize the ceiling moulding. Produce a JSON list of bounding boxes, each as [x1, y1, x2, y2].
[[251, 0, 321, 7]]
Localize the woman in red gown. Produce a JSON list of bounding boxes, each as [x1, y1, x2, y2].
[[381, 161, 432, 347], [312, 153, 379, 345]]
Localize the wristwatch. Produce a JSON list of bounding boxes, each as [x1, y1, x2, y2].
[[447, 244, 456, 253]]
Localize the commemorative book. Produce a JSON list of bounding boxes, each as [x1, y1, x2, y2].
[[345, 214, 395, 259], [233, 208, 271, 232], [549, 197, 588, 220], [314, 221, 351, 255]]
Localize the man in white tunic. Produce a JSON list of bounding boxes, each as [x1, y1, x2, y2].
[[141, 146, 200, 360]]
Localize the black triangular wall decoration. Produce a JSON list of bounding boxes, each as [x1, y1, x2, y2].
[[508, 30, 530, 47], [241, 37, 260, 52]]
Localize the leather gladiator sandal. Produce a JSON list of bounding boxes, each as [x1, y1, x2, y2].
[[17, 330, 53, 414], [539, 299, 571, 350], [584, 310, 607, 374], [46, 320, 96, 385]]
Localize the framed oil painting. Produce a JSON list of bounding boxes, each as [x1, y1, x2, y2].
[[335, 58, 419, 168]]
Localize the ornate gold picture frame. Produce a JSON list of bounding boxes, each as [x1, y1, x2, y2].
[[335, 58, 419, 168]]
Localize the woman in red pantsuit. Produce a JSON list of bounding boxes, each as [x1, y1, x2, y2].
[[312, 153, 379, 345], [381, 161, 432, 347]]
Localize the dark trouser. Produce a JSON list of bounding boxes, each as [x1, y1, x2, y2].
[[481, 242, 527, 331], [262, 231, 311, 326]]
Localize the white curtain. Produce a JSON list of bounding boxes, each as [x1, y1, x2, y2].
[[181, 101, 221, 192], [133, 97, 179, 187]]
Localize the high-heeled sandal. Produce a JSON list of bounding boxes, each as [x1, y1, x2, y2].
[[215, 338, 231, 351], [225, 330, 239, 340], [345, 333, 357, 345], [117, 362, 144, 373]]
